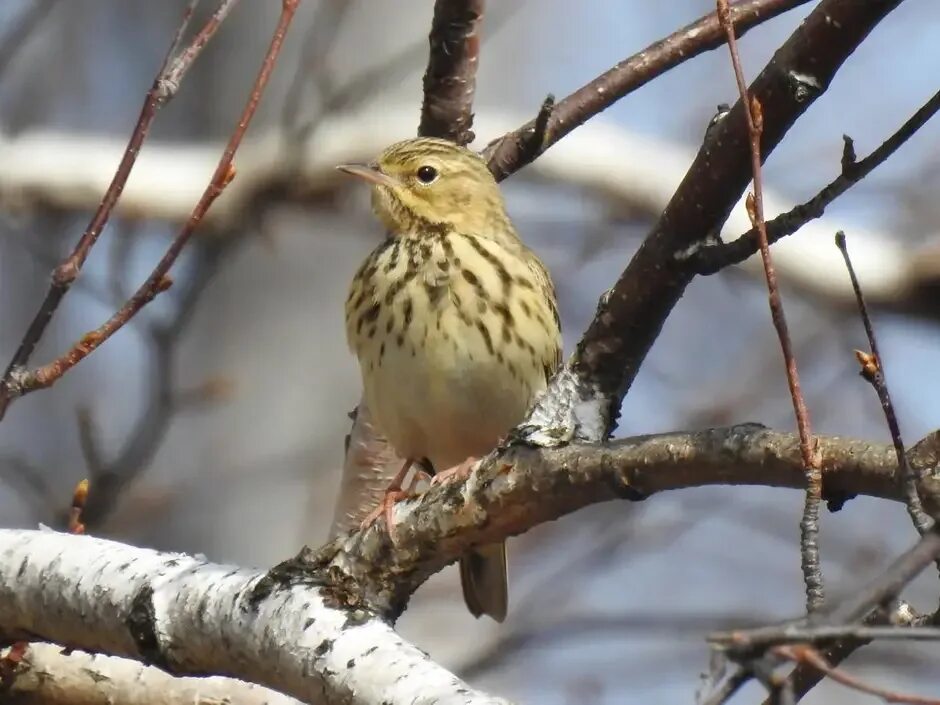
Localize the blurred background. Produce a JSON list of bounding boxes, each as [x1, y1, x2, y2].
[[1, 1, 939, 703]]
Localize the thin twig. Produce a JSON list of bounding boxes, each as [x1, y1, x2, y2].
[[712, 623, 940, 647], [774, 637, 870, 705], [716, 0, 824, 612], [691, 87, 940, 274], [2, 1, 298, 405], [483, 0, 812, 179], [744, 528, 940, 701], [0, 0, 235, 421], [419, 0, 485, 144], [831, 529, 940, 626], [731, 522, 940, 703], [836, 232, 935, 539], [774, 644, 940, 705], [157, 0, 241, 103]]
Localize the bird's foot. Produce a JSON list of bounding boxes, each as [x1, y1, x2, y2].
[[359, 487, 413, 541], [429, 456, 479, 487], [359, 459, 416, 542]]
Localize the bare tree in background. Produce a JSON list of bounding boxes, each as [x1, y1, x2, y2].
[[1, 1, 940, 704]]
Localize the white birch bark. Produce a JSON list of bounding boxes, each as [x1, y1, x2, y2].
[[0, 106, 923, 312], [0, 530, 509, 705], [7, 641, 302, 705]]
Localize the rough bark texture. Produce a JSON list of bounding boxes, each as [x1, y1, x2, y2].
[[319, 424, 922, 616], [525, 0, 906, 444], [418, 0, 484, 145], [2, 425, 938, 702], [6, 642, 301, 705], [0, 532, 508, 705]]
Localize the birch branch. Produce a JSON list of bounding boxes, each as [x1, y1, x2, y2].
[[0, 531, 508, 705], [2, 425, 938, 702], [5, 641, 301, 705]]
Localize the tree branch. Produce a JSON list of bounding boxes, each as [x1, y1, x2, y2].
[[0, 0, 296, 413], [4, 641, 302, 705], [717, 0, 825, 614], [690, 86, 940, 275], [522, 0, 906, 445], [418, 0, 485, 144], [0, 530, 508, 705], [318, 424, 928, 619], [0, 0, 238, 421], [1, 425, 935, 703], [482, 0, 812, 180]]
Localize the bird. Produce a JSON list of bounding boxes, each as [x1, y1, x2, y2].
[[338, 136, 562, 622]]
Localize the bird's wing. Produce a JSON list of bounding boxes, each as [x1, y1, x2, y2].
[[524, 251, 563, 381]]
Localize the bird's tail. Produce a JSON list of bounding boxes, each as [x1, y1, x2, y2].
[[459, 541, 508, 623]]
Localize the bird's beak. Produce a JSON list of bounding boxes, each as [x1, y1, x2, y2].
[[336, 163, 398, 188]]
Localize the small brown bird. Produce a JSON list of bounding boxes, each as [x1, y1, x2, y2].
[[339, 137, 562, 622]]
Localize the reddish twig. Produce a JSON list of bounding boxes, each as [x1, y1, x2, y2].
[[716, 0, 824, 612], [522, 0, 903, 444], [0, 0, 298, 408], [419, 0, 485, 144], [836, 232, 935, 540], [483, 0, 812, 180], [68, 478, 89, 535], [0, 0, 236, 421], [774, 644, 940, 705]]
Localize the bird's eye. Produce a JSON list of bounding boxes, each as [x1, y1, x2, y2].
[[416, 165, 438, 184]]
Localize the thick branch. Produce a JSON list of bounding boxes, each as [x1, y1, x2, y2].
[[418, 0, 485, 144], [6, 642, 301, 705], [0, 532, 507, 705], [483, 0, 812, 180], [319, 424, 930, 618], [523, 0, 906, 444], [2, 425, 936, 701]]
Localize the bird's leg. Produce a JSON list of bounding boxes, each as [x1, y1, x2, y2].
[[359, 459, 415, 538], [429, 456, 479, 487], [405, 467, 433, 493]]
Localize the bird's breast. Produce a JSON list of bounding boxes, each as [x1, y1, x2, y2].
[[346, 231, 560, 469]]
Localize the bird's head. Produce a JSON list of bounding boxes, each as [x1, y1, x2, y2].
[[337, 137, 513, 239]]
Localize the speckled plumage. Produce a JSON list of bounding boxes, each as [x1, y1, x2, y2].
[[343, 137, 562, 622]]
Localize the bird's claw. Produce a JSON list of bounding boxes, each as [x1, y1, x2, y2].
[[360, 487, 413, 542], [429, 456, 478, 487]]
